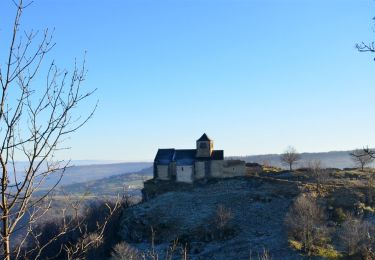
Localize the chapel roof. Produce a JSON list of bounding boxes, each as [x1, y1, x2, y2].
[[173, 149, 196, 166], [154, 149, 175, 165], [197, 133, 211, 142]]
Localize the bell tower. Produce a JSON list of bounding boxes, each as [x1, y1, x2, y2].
[[196, 133, 213, 158]]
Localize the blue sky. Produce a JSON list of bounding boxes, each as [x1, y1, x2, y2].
[[2, 0, 375, 161]]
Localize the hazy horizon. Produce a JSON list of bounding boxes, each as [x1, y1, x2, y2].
[[51, 147, 371, 163]]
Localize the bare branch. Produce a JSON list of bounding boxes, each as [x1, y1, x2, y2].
[[0, 1, 96, 259]]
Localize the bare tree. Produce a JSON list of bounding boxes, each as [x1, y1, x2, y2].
[[280, 146, 301, 171], [0, 1, 112, 259], [357, 16, 375, 55], [356, 14, 375, 55], [23, 196, 121, 260], [350, 149, 374, 171], [285, 194, 326, 254]]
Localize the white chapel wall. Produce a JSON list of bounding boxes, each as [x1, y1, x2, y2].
[[176, 165, 194, 183]]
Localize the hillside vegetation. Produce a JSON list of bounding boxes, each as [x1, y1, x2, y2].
[[21, 166, 375, 259], [115, 168, 375, 259], [24, 157, 375, 259]]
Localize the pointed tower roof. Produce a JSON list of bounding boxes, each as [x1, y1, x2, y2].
[[197, 133, 211, 142]]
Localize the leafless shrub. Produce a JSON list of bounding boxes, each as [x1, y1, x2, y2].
[[367, 175, 375, 206], [137, 230, 188, 260], [215, 204, 233, 229], [111, 242, 140, 260], [21, 196, 123, 260], [307, 160, 327, 193], [249, 249, 271, 260], [338, 215, 375, 258], [285, 194, 327, 254], [258, 248, 271, 260]]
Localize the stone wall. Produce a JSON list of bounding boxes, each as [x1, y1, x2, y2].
[[222, 160, 246, 177], [210, 160, 224, 177], [194, 161, 206, 180], [142, 179, 194, 201], [176, 165, 194, 183], [157, 165, 169, 180], [156, 159, 246, 182]]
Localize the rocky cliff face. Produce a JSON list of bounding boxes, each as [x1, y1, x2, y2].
[[119, 177, 306, 259]]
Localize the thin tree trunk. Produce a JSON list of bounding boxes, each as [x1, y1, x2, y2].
[[3, 238, 10, 260], [3, 213, 10, 260], [2, 164, 10, 260]]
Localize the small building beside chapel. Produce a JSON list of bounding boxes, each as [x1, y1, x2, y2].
[[153, 134, 246, 183]]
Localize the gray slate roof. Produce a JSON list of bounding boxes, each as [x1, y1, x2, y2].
[[173, 149, 196, 166], [197, 133, 211, 142], [154, 149, 175, 165], [154, 149, 224, 165]]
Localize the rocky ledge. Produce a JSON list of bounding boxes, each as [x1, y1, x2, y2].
[[120, 177, 306, 259]]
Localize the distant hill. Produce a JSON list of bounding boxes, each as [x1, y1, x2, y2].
[[229, 150, 373, 169], [37, 162, 153, 188], [57, 166, 153, 197]]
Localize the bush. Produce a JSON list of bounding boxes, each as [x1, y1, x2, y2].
[[111, 242, 140, 260], [288, 240, 302, 251], [215, 204, 233, 229], [332, 208, 347, 223], [21, 197, 130, 259], [285, 194, 327, 254], [314, 245, 342, 259], [338, 215, 375, 257]]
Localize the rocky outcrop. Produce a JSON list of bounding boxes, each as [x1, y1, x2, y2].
[[121, 177, 305, 259]]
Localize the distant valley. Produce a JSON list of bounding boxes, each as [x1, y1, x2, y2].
[[58, 166, 153, 197], [45, 161, 152, 186]]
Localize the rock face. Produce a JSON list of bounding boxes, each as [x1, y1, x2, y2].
[[120, 177, 306, 259]]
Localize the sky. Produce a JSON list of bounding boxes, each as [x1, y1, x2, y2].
[[1, 0, 375, 161]]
